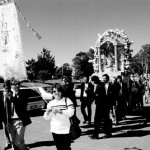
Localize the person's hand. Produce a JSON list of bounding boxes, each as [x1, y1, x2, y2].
[[52, 108, 62, 115], [45, 109, 52, 115]]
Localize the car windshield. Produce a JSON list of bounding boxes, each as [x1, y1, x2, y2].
[[21, 89, 43, 102], [43, 86, 53, 93]]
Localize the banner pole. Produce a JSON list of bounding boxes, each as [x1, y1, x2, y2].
[[4, 91, 15, 150]]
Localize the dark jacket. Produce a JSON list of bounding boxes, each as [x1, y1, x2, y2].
[[116, 81, 128, 102], [79, 82, 94, 101], [62, 83, 77, 107], [94, 83, 106, 107], [104, 82, 115, 110], [0, 90, 32, 127]]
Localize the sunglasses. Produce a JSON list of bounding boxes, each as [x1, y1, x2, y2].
[[53, 90, 60, 93]]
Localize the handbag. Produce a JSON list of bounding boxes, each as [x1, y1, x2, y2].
[[70, 116, 81, 140], [65, 98, 81, 140]]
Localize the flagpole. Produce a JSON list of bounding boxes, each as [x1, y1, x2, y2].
[[1, 3, 15, 147]]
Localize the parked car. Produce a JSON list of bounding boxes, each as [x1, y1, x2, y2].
[[37, 86, 53, 103], [21, 87, 46, 111], [0, 87, 46, 111]]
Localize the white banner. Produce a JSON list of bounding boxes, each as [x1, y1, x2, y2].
[[0, 2, 27, 81]]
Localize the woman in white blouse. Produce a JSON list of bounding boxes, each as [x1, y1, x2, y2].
[[44, 83, 74, 150]]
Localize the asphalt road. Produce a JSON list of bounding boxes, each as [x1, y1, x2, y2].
[[1, 100, 150, 150]]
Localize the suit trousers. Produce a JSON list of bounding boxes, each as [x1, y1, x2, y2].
[[4, 124, 11, 144], [94, 105, 112, 136], [81, 97, 92, 122], [9, 119, 27, 150]]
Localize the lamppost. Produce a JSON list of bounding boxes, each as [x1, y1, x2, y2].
[[62, 64, 64, 78]]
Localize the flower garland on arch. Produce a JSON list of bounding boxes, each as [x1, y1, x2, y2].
[[96, 29, 133, 46]]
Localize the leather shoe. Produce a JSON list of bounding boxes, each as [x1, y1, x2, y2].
[[4, 143, 11, 150], [89, 134, 99, 139], [142, 121, 147, 126], [87, 121, 91, 125], [83, 120, 87, 124], [115, 121, 120, 126]]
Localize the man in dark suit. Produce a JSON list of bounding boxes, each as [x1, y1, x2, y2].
[[61, 76, 80, 126], [62, 76, 77, 108], [89, 75, 112, 139], [0, 80, 31, 150], [78, 76, 94, 124], [116, 75, 128, 124], [101, 74, 113, 137]]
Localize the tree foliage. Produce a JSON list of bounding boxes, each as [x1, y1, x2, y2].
[[26, 58, 36, 81], [131, 44, 150, 74], [130, 57, 143, 75], [72, 50, 94, 79], [26, 48, 57, 81], [54, 63, 72, 79]]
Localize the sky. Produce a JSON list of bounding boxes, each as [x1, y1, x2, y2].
[[13, 0, 150, 67]]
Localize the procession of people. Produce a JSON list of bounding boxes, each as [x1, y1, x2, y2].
[[1, 0, 150, 150], [1, 71, 150, 150]]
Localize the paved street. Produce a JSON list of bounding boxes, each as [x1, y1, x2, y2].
[[1, 100, 150, 150]]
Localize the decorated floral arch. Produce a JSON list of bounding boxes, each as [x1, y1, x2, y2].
[[90, 29, 133, 78], [96, 29, 132, 46]]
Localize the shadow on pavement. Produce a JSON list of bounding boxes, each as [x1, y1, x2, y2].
[[79, 115, 150, 138], [112, 129, 150, 138], [27, 141, 55, 148], [124, 147, 143, 150]]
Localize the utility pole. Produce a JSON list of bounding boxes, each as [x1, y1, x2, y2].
[[62, 64, 64, 78]]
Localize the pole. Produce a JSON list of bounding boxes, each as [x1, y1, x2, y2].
[[4, 92, 15, 150], [62, 64, 63, 78]]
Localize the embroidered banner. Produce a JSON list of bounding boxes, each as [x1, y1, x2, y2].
[[0, 2, 27, 81]]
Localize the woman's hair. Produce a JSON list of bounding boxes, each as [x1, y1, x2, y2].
[[53, 83, 63, 94]]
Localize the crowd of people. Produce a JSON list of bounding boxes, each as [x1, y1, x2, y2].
[[0, 73, 150, 150]]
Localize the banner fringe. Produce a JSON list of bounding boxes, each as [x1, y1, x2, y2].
[[14, 2, 42, 40]]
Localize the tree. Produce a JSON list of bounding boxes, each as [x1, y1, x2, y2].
[[61, 63, 72, 77], [141, 44, 150, 74], [130, 56, 143, 75], [132, 44, 150, 75], [26, 58, 36, 81], [37, 70, 49, 82], [26, 48, 57, 81], [72, 51, 94, 79], [54, 63, 72, 79], [87, 48, 94, 60]]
